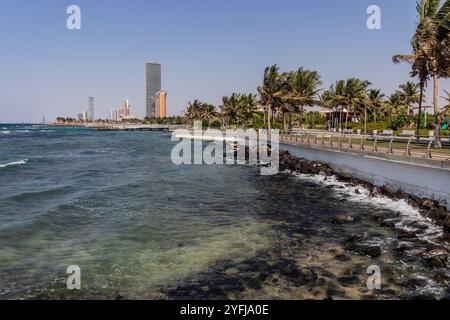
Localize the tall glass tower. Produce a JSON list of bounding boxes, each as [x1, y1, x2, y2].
[[88, 97, 95, 121], [146, 63, 161, 118]]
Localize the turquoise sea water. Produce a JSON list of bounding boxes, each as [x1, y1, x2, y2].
[[0, 124, 448, 299]]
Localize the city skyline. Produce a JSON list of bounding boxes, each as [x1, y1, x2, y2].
[[0, 0, 449, 123]]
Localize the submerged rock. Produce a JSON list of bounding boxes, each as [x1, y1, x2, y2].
[[364, 246, 382, 258], [343, 236, 382, 258], [380, 220, 396, 229], [397, 230, 417, 240], [422, 249, 448, 268]]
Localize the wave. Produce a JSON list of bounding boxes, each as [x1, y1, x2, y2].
[[1, 131, 10, 134], [293, 172, 443, 242], [0, 159, 28, 169], [3, 186, 74, 203]]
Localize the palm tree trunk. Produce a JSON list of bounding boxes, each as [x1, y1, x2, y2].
[[433, 74, 441, 148], [298, 106, 303, 129], [416, 82, 424, 137], [283, 113, 287, 133], [345, 110, 348, 130], [364, 106, 367, 135], [331, 111, 334, 130], [289, 112, 292, 133], [267, 105, 272, 136]]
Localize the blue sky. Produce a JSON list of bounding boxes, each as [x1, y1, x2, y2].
[[0, 0, 448, 122]]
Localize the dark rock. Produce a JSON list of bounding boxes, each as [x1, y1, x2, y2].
[[393, 190, 409, 200], [335, 254, 351, 262], [404, 278, 428, 289], [422, 249, 448, 268], [257, 271, 270, 282], [380, 221, 396, 229], [364, 246, 382, 258], [427, 207, 448, 222], [236, 263, 252, 272], [337, 275, 360, 286], [380, 288, 397, 296], [331, 215, 356, 224], [343, 236, 381, 258], [421, 199, 438, 210], [380, 186, 396, 197], [397, 230, 417, 240], [434, 272, 449, 286], [244, 278, 261, 290], [337, 172, 353, 182], [395, 242, 414, 252], [444, 215, 450, 233]]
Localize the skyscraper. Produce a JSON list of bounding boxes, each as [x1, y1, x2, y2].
[[154, 91, 167, 118], [146, 63, 161, 118], [88, 97, 95, 121]]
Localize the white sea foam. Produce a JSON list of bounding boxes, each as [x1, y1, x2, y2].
[[293, 172, 443, 242], [0, 159, 28, 168], [294, 171, 447, 298], [1, 131, 10, 134]]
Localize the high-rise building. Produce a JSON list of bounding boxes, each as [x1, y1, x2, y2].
[[110, 99, 133, 122], [77, 113, 83, 121], [123, 99, 131, 117], [88, 97, 95, 121], [154, 91, 167, 118], [146, 63, 161, 118]]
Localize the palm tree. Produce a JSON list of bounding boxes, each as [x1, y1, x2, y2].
[[185, 100, 203, 127], [257, 65, 286, 134], [221, 93, 241, 127], [443, 89, 450, 115], [322, 80, 346, 130], [367, 89, 386, 123], [237, 94, 258, 127], [343, 78, 371, 133], [201, 103, 218, 127], [396, 82, 421, 116], [397, 0, 450, 146], [388, 92, 408, 117], [284, 67, 322, 129], [323, 78, 370, 132]]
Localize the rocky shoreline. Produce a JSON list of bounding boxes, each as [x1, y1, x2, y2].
[[279, 150, 450, 272]]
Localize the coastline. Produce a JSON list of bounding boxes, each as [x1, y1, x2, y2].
[[279, 150, 450, 239]]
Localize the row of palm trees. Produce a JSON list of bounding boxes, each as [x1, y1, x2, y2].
[[185, 70, 427, 133], [183, 0, 449, 145]]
